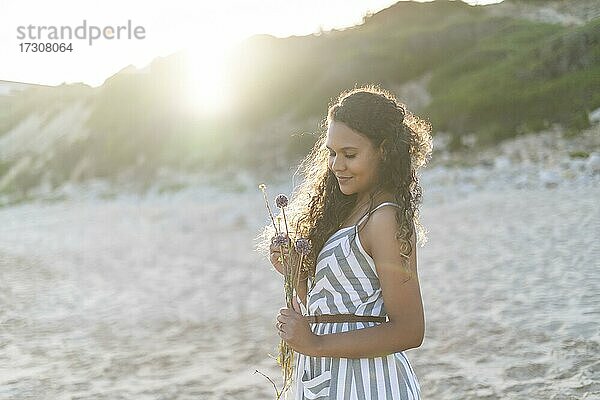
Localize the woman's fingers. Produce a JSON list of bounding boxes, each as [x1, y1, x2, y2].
[[270, 243, 290, 252], [270, 247, 290, 258]]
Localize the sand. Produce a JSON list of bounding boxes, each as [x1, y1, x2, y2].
[[0, 175, 598, 399]]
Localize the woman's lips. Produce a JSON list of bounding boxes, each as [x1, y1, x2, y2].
[[338, 177, 352, 184]]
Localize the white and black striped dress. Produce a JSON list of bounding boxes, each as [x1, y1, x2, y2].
[[294, 202, 421, 400]]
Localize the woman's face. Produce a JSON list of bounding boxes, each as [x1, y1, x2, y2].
[[326, 120, 382, 198]]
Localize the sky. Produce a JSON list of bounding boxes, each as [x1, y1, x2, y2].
[[0, 0, 502, 89]]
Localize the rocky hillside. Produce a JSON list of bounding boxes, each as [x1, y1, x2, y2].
[[0, 0, 599, 204]]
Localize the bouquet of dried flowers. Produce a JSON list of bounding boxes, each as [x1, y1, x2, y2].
[[255, 183, 312, 400]]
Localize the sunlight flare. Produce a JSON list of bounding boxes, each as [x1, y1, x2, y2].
[[183, 42, 232, 118]]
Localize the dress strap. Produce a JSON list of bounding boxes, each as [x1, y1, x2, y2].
[[356, 202, 401, 228]]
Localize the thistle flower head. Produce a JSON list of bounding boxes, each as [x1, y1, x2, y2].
[[294, 238, 312, 256], [272, 232, 289, 247], [275, 194, 289, 208]]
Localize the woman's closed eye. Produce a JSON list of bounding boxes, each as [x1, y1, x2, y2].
[[329, 152, 356, 159]]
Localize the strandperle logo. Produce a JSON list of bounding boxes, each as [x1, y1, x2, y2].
[[16, 20, 146, 45]]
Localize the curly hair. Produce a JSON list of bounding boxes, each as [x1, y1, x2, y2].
[[257, 84, 433, 281]]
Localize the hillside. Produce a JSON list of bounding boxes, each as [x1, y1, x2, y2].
[[0, 0, 599, 203]]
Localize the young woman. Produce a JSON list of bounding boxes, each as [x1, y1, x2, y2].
[[266, 85, 432, 399]]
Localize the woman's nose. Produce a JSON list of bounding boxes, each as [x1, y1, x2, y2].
[[330, 155, 345, 172]]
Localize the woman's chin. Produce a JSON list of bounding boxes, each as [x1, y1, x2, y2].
[[339, 186, 353, 195]]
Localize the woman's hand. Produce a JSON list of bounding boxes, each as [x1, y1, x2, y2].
[[276, 295, 321, 356]]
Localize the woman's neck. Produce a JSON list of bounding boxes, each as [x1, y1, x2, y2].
[[356, 189, 393, 208], [341, 190, 395, 227]]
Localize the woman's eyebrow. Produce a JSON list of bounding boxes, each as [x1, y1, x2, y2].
[[326, 145, 358, 150]]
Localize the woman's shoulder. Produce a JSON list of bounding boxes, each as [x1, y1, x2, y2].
[[358, 196, 402, 255]]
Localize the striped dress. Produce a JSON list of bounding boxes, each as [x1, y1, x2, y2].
[[294, 202, 421, 400]]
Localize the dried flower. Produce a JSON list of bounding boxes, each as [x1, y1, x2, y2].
[[274, 194, 291, 239], [275, 194, 289, 208], [294, 238, 312, 256], [272, 232, 290, 248]]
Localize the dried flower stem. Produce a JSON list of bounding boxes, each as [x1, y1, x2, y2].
[[281, 207, 290, 241], [295, 253, 305, 294], [254, 369, 282, 399], [258, 183, 279, 233]]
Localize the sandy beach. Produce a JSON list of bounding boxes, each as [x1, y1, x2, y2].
[[0, 150, 599, 399]]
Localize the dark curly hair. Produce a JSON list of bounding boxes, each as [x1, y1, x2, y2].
[[257, 84, 433, 280]]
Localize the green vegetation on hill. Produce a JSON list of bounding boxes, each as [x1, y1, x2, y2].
[[1, 0, 599, 200], [227, 0, 492, 126], [426, 17, 600, 148], [228, 1, 599, 152]]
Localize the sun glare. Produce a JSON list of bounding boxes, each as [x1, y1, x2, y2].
[[183, 42, 233, 118]]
